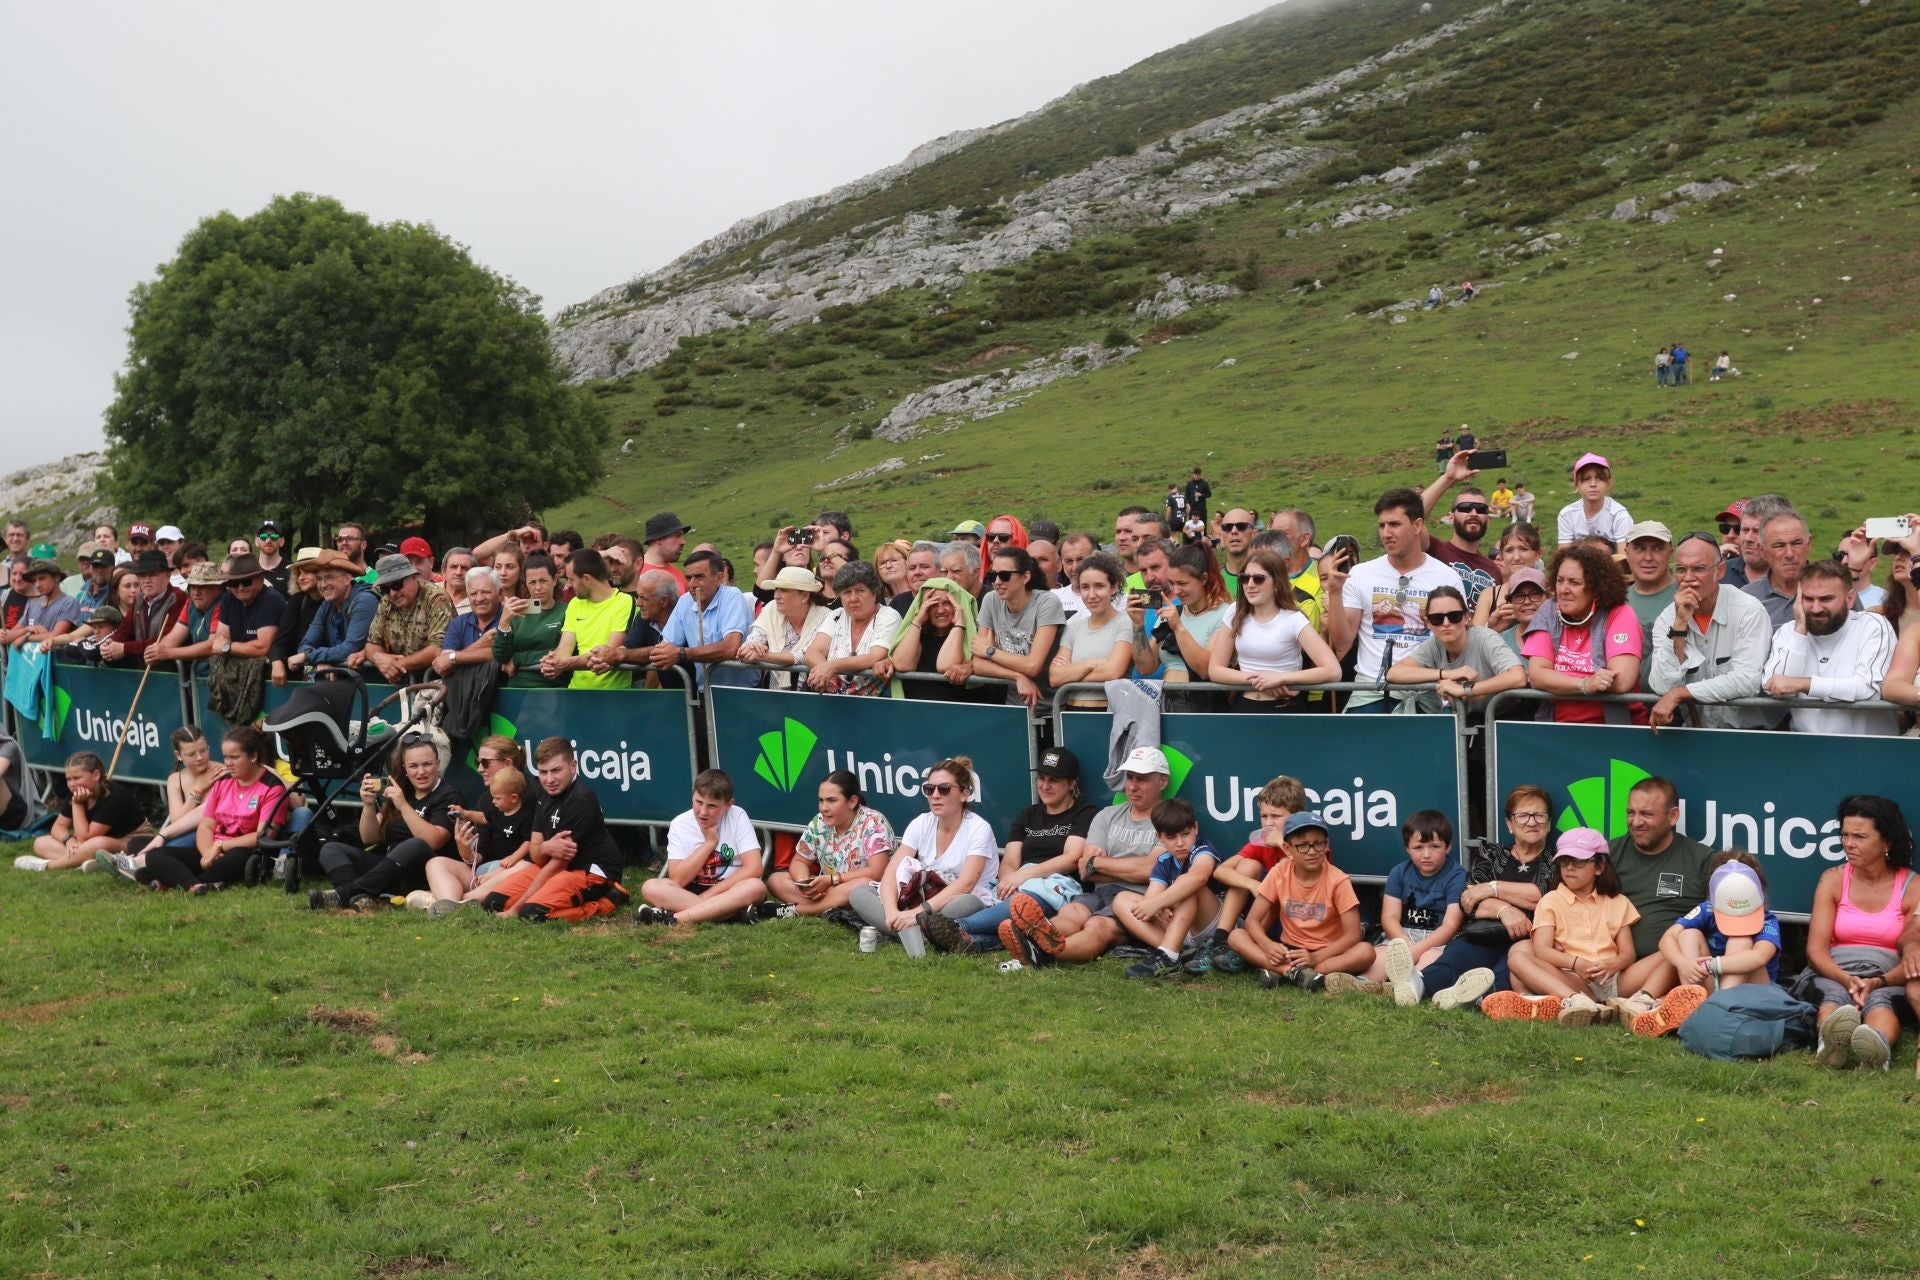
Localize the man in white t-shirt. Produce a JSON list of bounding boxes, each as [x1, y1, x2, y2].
[[637, 769, 769, 924], [1761, 559, 1899, 737], [1053, 532, 1095, 619], [1322, 487, 1464, 710]]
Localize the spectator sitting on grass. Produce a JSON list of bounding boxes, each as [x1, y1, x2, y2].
[[1188, 776, 1306, 975], [1508, 482, 1535, 525], [1333, 809, 1467, 1004], [638, 770, 769, 925], [1761, 558, 1899, 737], [477, 737, 630, 922], [846, 756, 999, 956], [311, 737, 459, 911], [1555, 452, 1633, 546], [1419, 784, 1560, 1011], [1483, 827, 1641, 1027], [1801, 795, 1918, 1072], [1227, 810, 1374, 992], [766, 770, 894, 918], [1648, 853, 1780, 1016], [1645, 532, 1774, 731], [14, 751, 150, 873], [1112, 798, 1222, 980], [427, 758, 535, 912], [136, 726, 282, 895]]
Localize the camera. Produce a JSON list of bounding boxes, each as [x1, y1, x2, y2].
[[788, 527, 814, 547]]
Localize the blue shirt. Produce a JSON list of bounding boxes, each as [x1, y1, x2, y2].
[[1149, 839, 1219, 889], [1384, 857, 1467, 932], [1676, 901, 1783, 982], [441, 610, 499, 654], [661, 585, 755, 690], [299, 583, 379, 665]]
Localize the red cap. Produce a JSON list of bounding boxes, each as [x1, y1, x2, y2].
[[128, 522, 154, 539], [1714, 498, 1747, 523], [398, 536, 433, 559]]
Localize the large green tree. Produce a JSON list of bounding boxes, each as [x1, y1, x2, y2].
[[103, 193, 610, 545]]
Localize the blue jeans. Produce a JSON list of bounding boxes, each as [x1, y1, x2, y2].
[[1421, 934, 1514, 1002], [957, 892, 1059, 952]]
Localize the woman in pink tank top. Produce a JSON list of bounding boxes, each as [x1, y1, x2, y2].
[[1804, 796, 1920, 1072]]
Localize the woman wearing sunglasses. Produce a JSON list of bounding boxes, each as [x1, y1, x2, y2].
[[847, 756, 999, 956], [1388, 585, 1528, 712], [1207, 549, 1341, 711]]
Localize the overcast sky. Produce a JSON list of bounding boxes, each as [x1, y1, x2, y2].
[[0, 0, 1271, 471]]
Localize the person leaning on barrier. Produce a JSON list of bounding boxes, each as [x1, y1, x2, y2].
[[1139, 542, 1233, 684], [1207, 548, 1341, 712], [430, 568, 503, 678], [210, 554, 285, 661], [1622, 520, 1678, 653], [1478, 565, 1547, 654], [937, 540, 981, 600], [540, 548, 641, 691], [15, 557, 85, 648], [360, 553, 452, 685], [147, 563, 226, 672], [1051, 552, 1134, 709], [1744, 507, 1812, 628], [1520, 542, 1646, 725], [1323, 487, 1463, 710], [804, 559, 901, 696], [650, 549, 756, 691], [737, 566, 831, 691], [1645, 531, 1775, 730], [886, 539, 941, 614], [879, 576, 978, 703], [1761, 557, 1900, 736], [1387, 584, 1525, 711], [961, 545, 1062, 708], [99, 548, 184, 668], [492, 553, 567, 688], [268, 548, 324, 686], [289, 549, 377, 675]]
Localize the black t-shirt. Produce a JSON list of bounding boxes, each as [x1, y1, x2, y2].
[[382, 778, 461, 848], [532, 778, 622, 882], [621, 614, 664, 653], [261, 561, 292, 598], [1456, 431, 1478, 452], [1007, 800, 1099, 868], [479, 796, 534, 862], [219, 585, 288, 644], [69, 782, 148, 839], [1183, 477, 1212, 518]]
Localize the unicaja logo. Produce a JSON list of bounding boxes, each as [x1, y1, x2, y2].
[[1557, 757, 1651, 839], [49, 686, 72, 739], [1110, 745, 1196, 805], [755, 718, 818, 793]]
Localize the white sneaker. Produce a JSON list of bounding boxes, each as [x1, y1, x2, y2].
[[1434, 967, 1496, 1011], [1381, 937, 1420, 1007], [14, 855, 48, 871], [77, 856, 97, 872], [1558, 993, 1602, 1028]]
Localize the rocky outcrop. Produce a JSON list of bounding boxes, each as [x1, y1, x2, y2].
[[874, 342, 1139, 441], [0, 451, 114, 558], [1134, 273, 1241, 322]]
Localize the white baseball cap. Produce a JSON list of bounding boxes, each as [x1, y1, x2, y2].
[[1119, 746, 1170, 776]]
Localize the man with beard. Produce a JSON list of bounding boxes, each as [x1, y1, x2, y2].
[[1761, 558, 1898, 735], [1646, 532, 1775, 730], [1606, 777, 1714, 1003], [1420, 453, 1505, 612]]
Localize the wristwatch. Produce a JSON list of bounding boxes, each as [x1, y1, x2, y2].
[[983, 644, 998, 661], [1666, 627, 1688, 639]]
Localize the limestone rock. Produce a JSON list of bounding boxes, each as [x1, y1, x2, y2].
[[1134, 273, 1241, 322], [874, 342, 1139, 441]]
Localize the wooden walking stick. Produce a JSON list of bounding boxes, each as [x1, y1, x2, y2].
[[104, 661, 157, 781]]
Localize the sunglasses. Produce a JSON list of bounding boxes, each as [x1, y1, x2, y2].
[[1221, 522, 1254, 533], [985, 532, 1014, 543], [1453, 503, 1491, 515], [986, 569, 1019, 583], [922, 782, 958, 797], [400, 732, 435, 747], [1426, 609, 1467, 625], [477, 755, 512, 767], [1241, 572, 1271, 586], [1717, 522, 1739, 536]]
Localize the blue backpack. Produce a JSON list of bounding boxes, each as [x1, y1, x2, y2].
[[1676, 984, 1816, 1060]]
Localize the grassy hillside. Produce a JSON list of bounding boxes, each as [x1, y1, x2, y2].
[[546, 0, 1920, 560]]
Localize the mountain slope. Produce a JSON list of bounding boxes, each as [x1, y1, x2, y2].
[[548, 0, 1919, 555]]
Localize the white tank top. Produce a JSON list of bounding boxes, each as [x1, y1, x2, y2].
[[1233, 609, 1309, 673]]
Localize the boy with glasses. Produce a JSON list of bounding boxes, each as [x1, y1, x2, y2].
[[1226, 812, 1373, 991]]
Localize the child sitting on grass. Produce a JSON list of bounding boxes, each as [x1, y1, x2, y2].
[[1191, 775, 1306, 975], [1483, 827, 1640, 1026], [426, 763, 534, 916], [1626, 852, 1778, 1039], [1227, 811, 1374, 991], [1114, 798, 1221, 980], [1329, 808, 1465, 1005]]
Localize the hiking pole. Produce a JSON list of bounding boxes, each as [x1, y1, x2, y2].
[[104, 661, 158, 781]]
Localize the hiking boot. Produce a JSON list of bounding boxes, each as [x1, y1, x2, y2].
[[1108, 943, 1159, 963], [1212, 943, 1247, 975], [1323, 973, 1388, 997], [634, 906, 676, 926], [427, 898, 466, 920], [1480, 991, 1562, 1022], [1558, 993, 1602, 1028], [1814, 1006, 1859, 1068], [1008, 893, 1066, 957], [1124, 952, 1183, 980], [1257, 967, 1284, 989], [919, 908, 970, 954], [308, 887, 341, 911], [1628, 984, 1708, 1039], [1380, 937, 1420, 1007], [345, 894, 384, 913], [1850, 1023, 1892, 1071], [998, 918, 1051, 968], [1183, 934, 1220, 975], [1433, 968, 1497, 1011], [1285, 965, 1325, 993]]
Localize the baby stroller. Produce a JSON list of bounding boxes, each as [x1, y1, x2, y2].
[[257, 666, 446, 893]]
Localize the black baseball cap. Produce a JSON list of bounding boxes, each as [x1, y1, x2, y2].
[[86, 549, 114, 569], [1036, 746, 1080, 780], [257, 519, 284, 538]]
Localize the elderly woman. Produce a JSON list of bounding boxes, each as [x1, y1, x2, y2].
[[768, 770, 895, 916], [137, 725, 283, 894], [1417, 784, 1561, 1009], [878, 576, 977, 702], [1521, 543, 1644, 724], [431, 567, 503, 677], [491, 554, 566, 687], [1207, 549, 1341, 711], [1389, 584, 1527, 711], [1803, 795, 1920, 1071], [804, 561, 901, 696], [738, 566, 831, 690]]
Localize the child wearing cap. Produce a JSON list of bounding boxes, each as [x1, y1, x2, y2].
[[1556, 454, 1634, 547], [1113, 798, 1220, 979], [1227, 811, 1373, 991], [1192, 775, 1306, 975], [1484, 827, 1641, 1025], [1332, 809, 1466, 1005], [1623, 851, 1780, 1039]]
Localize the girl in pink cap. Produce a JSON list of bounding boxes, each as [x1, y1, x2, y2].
[[1556, 453, 1634, 546], [1482, 826, 1641, 1025]]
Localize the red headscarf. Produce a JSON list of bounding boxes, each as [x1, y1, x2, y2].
[[987, 515, 1029, 550]]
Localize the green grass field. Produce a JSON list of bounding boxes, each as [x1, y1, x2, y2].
[[6, 863, 1917, 1278]]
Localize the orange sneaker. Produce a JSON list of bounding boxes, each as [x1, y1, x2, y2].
[[1629, 983, 1709, 1038], [1480, 991, 1563, 1022], [1008, 892, 1067, 957]]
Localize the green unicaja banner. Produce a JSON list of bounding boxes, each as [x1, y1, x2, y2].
[[16, 662, 191, 787], [1491, 720, 1920, 916], [459, 686, 698, 825], [706, 686, 1035, 835], [1056, 710, 1462, 882]]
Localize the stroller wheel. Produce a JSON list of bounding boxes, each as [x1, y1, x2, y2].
[[243, 853, 266, 888]]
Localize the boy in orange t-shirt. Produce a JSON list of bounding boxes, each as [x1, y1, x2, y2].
[[1228, 811, 1375, 991], [1194, 775, 1307, 976]]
